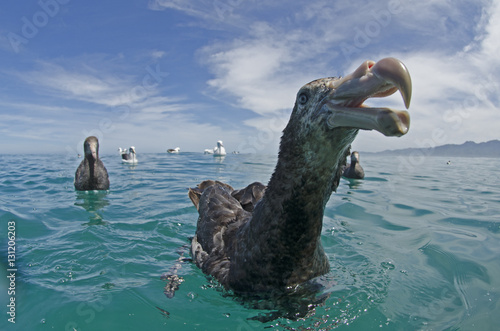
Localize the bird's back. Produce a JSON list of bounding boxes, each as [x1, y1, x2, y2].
[[342, 163, 364, 179], [188, 180, 265, 285]]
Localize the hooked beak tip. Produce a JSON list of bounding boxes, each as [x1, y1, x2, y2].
[[372, 57, 412, 109]]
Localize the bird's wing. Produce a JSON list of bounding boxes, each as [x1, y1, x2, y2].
[[74, 160, 88, 189], [188, 180, 233, 210], [231, 182, 266, 212], [189, 180, 251, 282]]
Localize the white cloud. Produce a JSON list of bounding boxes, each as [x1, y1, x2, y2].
[[148, 0, 290, 27], [10, 57, 198, 117], [151, 50, 167, 59], [16, 61, 151, 107], [194, 0, 500, 153], [201, 21, 345, 116], [2, 57, 211, 154]]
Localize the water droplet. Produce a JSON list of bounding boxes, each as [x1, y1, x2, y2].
[[381, 259, 396, 270]]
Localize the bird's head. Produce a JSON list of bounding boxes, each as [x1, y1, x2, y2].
[[84, 136, 99, 161], [286, 57, 411, 151], [351, 151, 360, 163]]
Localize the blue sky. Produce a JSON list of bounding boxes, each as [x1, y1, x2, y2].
[[1, 0, 499, 155]]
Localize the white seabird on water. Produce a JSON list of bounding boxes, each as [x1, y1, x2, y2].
[[213, 140, 226, 157], [167, 147, 180, 154], [121, 146, 138, 164]]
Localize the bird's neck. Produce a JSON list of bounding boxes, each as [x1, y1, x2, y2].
[[256, 141, 350, 245], [237, 126, 356, 288], [86, 156, 96, 178]]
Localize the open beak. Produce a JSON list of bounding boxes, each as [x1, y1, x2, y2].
[[324, 57, 412, 137]]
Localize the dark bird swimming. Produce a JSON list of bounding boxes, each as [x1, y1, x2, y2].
[[74, 136, 110, 191], [188, 58, 412, 295], [342, 151, 365, 179]]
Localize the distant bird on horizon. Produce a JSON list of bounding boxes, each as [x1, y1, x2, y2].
[[167, 147, 180, 154], [342, 151, 365, 179], [74, 136, 110, 191]]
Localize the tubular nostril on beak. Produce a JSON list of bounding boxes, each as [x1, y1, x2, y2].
[[351, 60, 376, 79]]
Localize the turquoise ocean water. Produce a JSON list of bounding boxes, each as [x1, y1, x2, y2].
[[1, 152, 499, 330]]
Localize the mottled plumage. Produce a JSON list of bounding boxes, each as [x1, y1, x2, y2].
[[189, 58, 412, 295]]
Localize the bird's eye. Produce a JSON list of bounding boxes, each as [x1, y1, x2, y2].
[[298, 93, 308, 104]]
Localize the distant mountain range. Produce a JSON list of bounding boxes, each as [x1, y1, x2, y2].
[[365, 140, 500, 157]]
